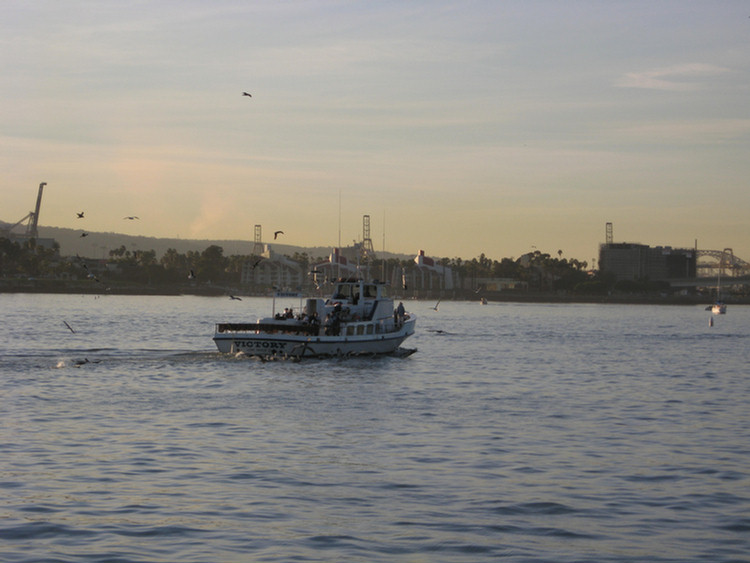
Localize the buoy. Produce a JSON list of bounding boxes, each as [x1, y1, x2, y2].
[[709, 316, 714, 327]]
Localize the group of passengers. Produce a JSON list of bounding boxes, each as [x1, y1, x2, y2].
[[275, 307, 325, 333], [273, 298, 405, 337], [274, 307, 297, 320]]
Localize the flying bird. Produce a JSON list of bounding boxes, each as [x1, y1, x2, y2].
[[76, 212, 84, 218], [242, 92, 252, 97], [80, 232, 89, 238], [250, 258, 262, 269], [274, 230, 284, 239], [63, 321, 76, 334], [229, 295, 242, 301], [188, 269, 196, 280], [432, 300, 441, 311], [123, 216, 139, 220]]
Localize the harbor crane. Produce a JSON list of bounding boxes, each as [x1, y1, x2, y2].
[[5, 182, 47, 239]]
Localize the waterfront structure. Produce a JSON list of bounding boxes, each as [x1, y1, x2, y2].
[[599, 243, 696, 282], [241, 244, 304, 288], [310, 248, 360, 282], [413, 250, 455, 291], [469, 277, 527, 292]]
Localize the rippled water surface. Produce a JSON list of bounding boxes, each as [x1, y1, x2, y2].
[[2, 294, 749, 562]]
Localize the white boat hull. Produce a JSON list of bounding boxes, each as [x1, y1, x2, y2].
[[214, 279, 416, 359], [214, 318, 416, 358]]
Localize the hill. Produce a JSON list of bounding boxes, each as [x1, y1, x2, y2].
[[37, 225, 410, 261]]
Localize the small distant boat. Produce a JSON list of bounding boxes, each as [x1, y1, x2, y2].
[[709, 269, 727, 315], [213, 278, 416, 359]]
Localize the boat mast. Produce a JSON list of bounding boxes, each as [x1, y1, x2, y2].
[[382, 210, 386, 282]]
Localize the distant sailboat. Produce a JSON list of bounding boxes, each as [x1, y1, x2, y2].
[[710, 268, 726, 315]]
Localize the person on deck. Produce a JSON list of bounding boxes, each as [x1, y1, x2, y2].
[[395, 301, 405, 327]]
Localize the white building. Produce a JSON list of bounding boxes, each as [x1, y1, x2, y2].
[[310, 248, 360, 282], [241, 244, 304, 289], [413, 250, 455, 291]]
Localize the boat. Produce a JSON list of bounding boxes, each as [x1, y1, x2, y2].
[[711, 301, 726, 315], [710, 268, 727, 315], [213, 278, 416, 358]]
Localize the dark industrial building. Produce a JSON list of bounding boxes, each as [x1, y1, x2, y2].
[[599, 243, 696, 282]]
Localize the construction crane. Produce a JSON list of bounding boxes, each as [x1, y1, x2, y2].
[[5, 182, 47, 239]]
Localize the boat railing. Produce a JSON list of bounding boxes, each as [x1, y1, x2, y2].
[[215, 322, 319, 336]]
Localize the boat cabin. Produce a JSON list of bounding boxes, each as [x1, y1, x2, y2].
[[325, 278, 393, 322]]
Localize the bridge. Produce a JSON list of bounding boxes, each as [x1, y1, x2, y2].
[[696, 248, 750, 277]]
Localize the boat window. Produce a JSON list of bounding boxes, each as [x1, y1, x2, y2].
[[333, 284, 351, 300], [347, 326, 355, 336], [364, 285, 377, 298], [356, 325, 364, 335], [366, 324, 374, 335]]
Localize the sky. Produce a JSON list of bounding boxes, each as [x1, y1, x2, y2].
[[2, 1, 750, 265]]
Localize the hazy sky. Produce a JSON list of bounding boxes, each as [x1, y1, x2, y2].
[[3, 1, 749, 264]]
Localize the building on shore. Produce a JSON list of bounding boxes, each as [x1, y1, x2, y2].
[[469, 277, 527, 292], [241, 244, 304, 289], [411, 250, 455, 291], [599, 243, 696, 282], [310, 248, 361, 282]]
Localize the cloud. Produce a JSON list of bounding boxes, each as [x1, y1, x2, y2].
[[612, 119, 750, 144], [615, 63, 732, 91]]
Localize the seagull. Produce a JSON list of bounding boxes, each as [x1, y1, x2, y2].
[[229, 295, 242, 301], [74, 358, 101, 367], [274, 230, 284, 239], [188, 269, 196, 280], [242, 92, 252, 97], [432, 299, 441, 311], [76, 211, 84, 218], [80, 232, 89, 237], [63, 321, 76, 334], [250, 258, 262, 269], [123, 216, 139, 220]]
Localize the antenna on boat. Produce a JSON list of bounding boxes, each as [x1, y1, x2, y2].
[[382, 210, 386, 282], [337, 189, 342, 280]]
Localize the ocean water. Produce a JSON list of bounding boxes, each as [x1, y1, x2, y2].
[[1, 293, 749, 563]]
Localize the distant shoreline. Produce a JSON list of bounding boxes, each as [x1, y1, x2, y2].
[[2, 279, 746, 305]]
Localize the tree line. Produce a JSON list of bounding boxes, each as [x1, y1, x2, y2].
[[1, 236, 627, 294]]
